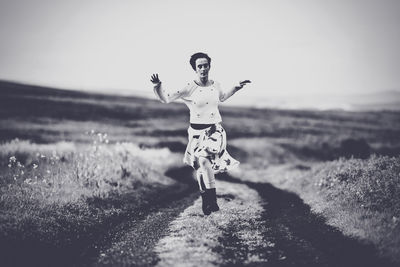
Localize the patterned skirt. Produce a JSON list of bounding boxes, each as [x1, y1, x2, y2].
[[183, 123, 239, 173]]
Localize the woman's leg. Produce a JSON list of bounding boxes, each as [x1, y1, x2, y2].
[[196, 167, 212, 215], [197, 157, 219, 213], [197, 157, 215, 189]]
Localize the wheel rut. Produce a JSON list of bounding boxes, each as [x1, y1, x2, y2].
[[79, 166, 199, 266], [215, 172, 397, 267]]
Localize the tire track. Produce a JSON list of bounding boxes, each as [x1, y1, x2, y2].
[[216, 172, 398, 267], [79, 166, 199, 266]]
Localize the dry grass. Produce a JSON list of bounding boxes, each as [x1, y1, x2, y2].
[[0, 132, 178, 203], [0, 131, 182, 264]]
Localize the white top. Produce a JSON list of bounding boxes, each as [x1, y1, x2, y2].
[[153, 80, 224, 124]]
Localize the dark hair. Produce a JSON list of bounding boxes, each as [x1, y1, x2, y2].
[[189, 52, 211, 71]]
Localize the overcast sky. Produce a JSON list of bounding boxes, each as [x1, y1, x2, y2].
[[0, 0, 399, 106]]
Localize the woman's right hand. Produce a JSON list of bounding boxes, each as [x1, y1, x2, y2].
[[150, 74, 161, 85]]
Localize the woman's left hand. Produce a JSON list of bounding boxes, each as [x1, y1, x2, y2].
[[236, 80, 251, 90]]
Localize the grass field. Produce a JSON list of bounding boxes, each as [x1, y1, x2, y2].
[[1, 80, 400, 265]]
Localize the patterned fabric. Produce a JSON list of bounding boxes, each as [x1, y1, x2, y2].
[[183, 123, 239, 173], [153, 80, 224, 124], [180, 81, 223, 124]]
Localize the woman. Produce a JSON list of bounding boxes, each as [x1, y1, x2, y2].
[[150, 52, 250, 215]]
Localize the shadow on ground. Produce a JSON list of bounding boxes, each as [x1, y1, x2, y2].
[[215, 173, 397, 267]]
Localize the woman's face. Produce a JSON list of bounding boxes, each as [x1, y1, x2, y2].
[[195, 58, 210, 80]]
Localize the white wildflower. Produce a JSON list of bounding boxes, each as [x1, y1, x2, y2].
[[8, 164, 12, 168], [9, 156, 16, 163], [33, 164, 38, 169], [46, 170, 51, 174]]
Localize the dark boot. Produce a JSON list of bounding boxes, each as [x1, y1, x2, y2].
[[200, 191, 212, 215], [208, 188, 220, 212]]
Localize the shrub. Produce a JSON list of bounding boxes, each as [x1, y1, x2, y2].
[[313, 155, 400, 216]]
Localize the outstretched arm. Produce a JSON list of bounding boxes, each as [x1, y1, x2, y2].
[[150, 74, 188, 104], [219, 80, 251, 102]]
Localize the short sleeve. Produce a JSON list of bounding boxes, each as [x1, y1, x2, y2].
[[164, 82, 194, 103], [179, 81, 199, 101]]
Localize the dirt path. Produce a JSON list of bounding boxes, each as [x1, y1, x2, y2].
[[79, 166, 199, 266], [82, 167, 396, 267], [154, 180, 266, 267]]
